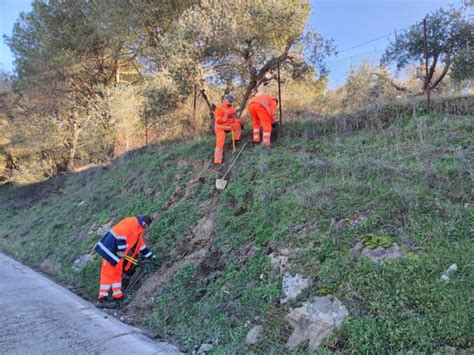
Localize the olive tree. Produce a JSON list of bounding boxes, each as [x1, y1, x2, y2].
[[382, 7, 472, 95]]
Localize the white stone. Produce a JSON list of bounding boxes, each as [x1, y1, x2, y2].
[[441, 263, 459, 283], [447, 264, 458, 272], [72, 253, 94, 272], [197, 343, 213, 354], [269, 248, 291, 273], [285, 296, 348, 352], [281, 273, 311, 304], [245, 325, 263, 345]]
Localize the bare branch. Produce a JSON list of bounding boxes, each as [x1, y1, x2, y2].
[[429, 61, 451, 90]]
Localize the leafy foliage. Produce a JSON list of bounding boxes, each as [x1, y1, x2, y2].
[[382, 7, 472, 92]]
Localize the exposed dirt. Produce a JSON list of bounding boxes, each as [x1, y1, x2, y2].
[[117, 157, 246, 328], [124, 192, 219, 321], [159, 160, 213, 213]]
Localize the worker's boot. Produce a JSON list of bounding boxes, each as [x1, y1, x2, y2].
[[111, 297, 125, 308], [96, 298, 116, 309]]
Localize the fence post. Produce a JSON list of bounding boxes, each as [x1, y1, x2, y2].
[[277, 61, 283, 137], [423, 18, 431, 112], [144, 103, 148, 146]]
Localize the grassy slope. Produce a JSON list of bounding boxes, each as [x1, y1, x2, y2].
[[0, 113, 472, 353]]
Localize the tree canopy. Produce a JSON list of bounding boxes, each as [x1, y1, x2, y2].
[[382, 7, 472, 94]]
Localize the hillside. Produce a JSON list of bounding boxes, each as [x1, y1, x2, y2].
[[0, 107, 473, 353]]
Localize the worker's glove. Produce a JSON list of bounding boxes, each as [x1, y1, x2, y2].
[[117, 251, 126, 258]]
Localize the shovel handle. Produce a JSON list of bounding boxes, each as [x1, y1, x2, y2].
[[222, 142, 247, 180], [231, 129, 236, 152]]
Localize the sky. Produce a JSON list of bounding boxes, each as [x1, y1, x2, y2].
[[309, 0, 468, 88], [0, 0, 469, 88]]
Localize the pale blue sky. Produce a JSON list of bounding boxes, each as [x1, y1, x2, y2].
[[0, 0, 468, 88]]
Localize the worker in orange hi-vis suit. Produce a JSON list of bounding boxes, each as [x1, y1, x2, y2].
[[247, 93, 278, 146], [214, 94, 241, 164], [94, 215, 155, 309]]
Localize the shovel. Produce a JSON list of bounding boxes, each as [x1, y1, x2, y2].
[[216, 142, 247, 190]]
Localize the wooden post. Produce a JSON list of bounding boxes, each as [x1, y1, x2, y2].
[[423, 18, 431, 111], [193, 85, 197, 132], [277, 61, 283, 136], [144, 104, 148, 146]]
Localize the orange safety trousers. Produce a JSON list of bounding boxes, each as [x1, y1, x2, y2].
[[98, 258, 124, 300], [248, 103, 273, 146], [232, 121, 242, 141], [214, 121, 241, 164]]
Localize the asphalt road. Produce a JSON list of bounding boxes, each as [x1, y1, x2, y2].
[[0, 252, 181, 354]]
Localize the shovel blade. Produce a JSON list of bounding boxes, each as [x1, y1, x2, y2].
[[216, 178, 228, 190]]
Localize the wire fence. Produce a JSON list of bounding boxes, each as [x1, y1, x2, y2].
[[236, 305, 352, 354]]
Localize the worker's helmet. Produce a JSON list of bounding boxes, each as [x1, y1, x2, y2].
[[141, 215, 153, 227], [224, 94, 235, 104]]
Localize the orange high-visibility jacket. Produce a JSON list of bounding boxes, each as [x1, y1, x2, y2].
[[111, 217, 146, 258], [248, 94, 277, 118], [214, 103, 236, 130], [95, 216, 153, 267]]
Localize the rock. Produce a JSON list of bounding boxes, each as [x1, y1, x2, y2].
[[441, 263, 458, 283], [285, 295, 348, 352], [447, 263, 458, 272], [281, 273, 311, 304], [440, 274, 450, 282], [96, 219, 115, 235], [88, 219, 115, 236], [348, 242, 365, 260], [358, 243, 402, 262], [269, 248, 291, 273], [197, 343, 213, 354], [245, 325, 263, 345], [72, 253, 94, 272]]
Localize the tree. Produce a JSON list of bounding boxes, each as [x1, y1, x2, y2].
[[382, 7, 472, 95], [149, 0, 333, 118], [5, 0, 192, 171]]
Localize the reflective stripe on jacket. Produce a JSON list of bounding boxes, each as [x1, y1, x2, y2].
[[95, 216, 151, 267]]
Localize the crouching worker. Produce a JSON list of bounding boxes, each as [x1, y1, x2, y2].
[[214, 94, 241, 164], [94, 215, 155, 308], [247, 93, 278, 147]]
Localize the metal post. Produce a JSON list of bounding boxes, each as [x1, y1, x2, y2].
[[423, 18, 431, 111], [277, 61, 283, 136]]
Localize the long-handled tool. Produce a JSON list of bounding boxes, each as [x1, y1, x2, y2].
[[231, 129, 236, 152], [216, 142, 247, 191], [124, 255, 138, 265]]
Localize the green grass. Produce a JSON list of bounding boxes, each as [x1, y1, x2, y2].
[[0, 113, 472, 353]]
